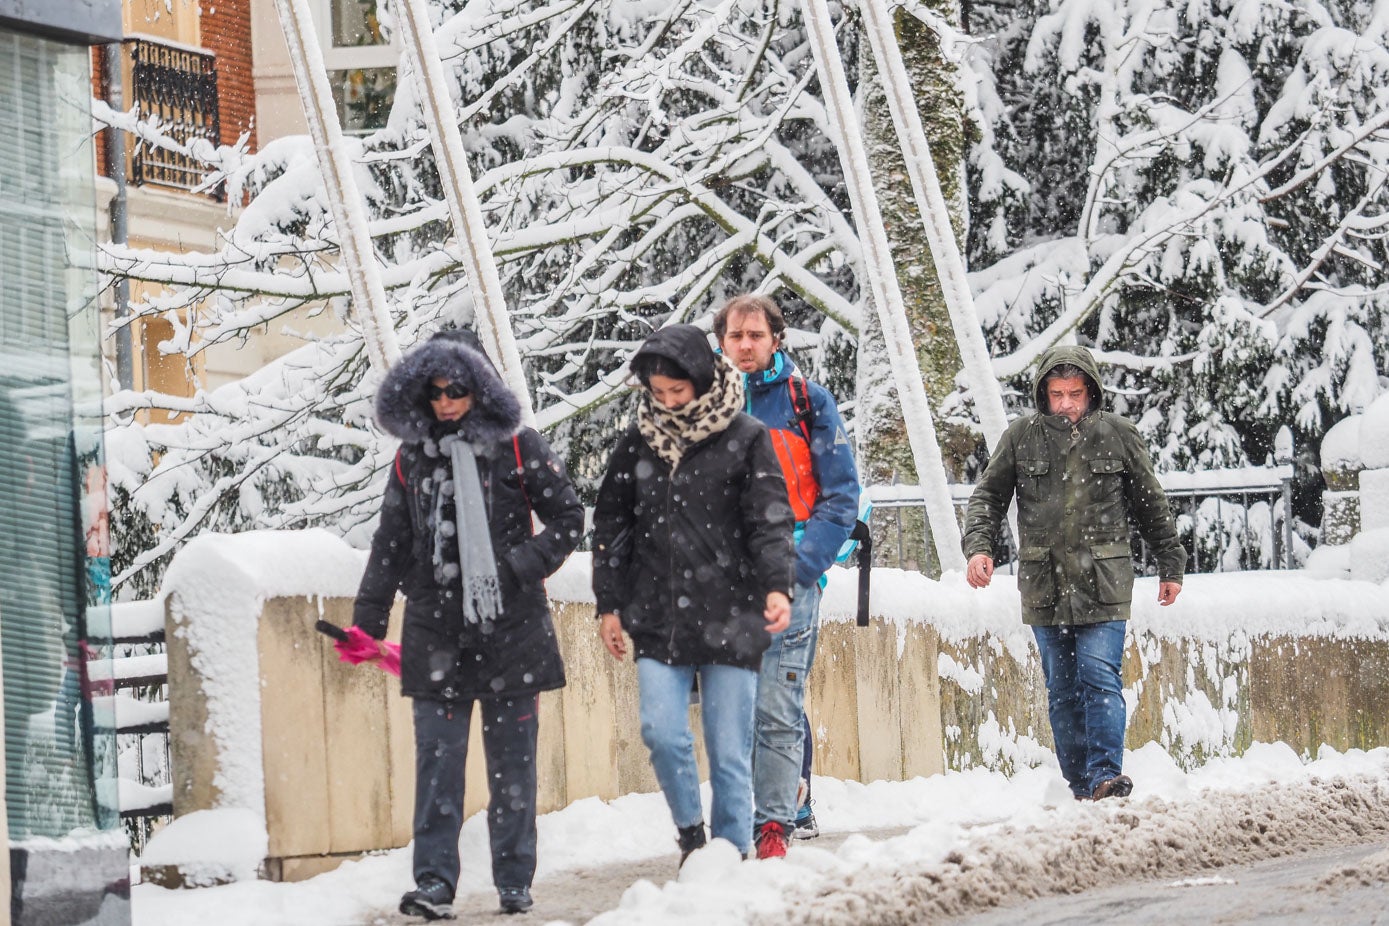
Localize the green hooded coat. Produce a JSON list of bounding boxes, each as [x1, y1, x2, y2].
[[962, 346, 1186, 626]]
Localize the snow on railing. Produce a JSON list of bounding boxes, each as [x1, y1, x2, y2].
[[864, 463, 1300, 573], [100, 600, 173, 851], [110, 597, 167, 642], [864, 464, 1294, 507]]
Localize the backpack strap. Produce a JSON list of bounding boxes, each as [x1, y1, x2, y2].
[[512, 434, 532, 517], [851, 519, 873, 627], [393, 448, 407, 487], [788, 375, 814, 444]]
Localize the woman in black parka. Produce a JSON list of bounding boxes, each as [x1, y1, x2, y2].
[[593, 324, 794, 864], [353, 329, 582, 920]]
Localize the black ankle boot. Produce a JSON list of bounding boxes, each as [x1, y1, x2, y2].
[[676, 822, 707, 867]]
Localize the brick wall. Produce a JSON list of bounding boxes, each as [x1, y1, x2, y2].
[[200, 0, 258, 154], [91, 45, 110, 177]]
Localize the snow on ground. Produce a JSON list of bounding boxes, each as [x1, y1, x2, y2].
[[132, 743, 1389, 926]]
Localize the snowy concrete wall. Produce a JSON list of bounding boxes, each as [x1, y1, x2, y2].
[[164, 591, 943, 881], [934, 629, 1389, 774], [159, 533, 1389, 882], [888, 567, 1389, 773]]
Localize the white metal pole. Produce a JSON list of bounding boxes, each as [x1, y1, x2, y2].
[[392, 0, 537, 426], [860, 0, 1008, 454], [861, 0, 1019, 552], [273, 0, 401, 374], [800, 0, 966, 571]]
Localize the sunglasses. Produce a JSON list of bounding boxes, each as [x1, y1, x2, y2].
[[426, 382, 471, 401]]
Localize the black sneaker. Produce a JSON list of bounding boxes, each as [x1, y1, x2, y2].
[[399, 879, 455, 920], [792, 807, 820, 840], [498, 886, 533, 915], [1092, 775, 1133, 800], [677, 821, 707, 867]]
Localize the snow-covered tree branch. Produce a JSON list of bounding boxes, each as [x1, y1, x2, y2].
[[100, 0, 1389, 590]]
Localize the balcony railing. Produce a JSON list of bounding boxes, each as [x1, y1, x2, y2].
[[128, 37, 221, 195]]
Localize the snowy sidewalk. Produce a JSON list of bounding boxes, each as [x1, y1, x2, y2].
[[370, 826, 909, 925], [131, 743, 1389, 926], [950, 840, 1389, 926]]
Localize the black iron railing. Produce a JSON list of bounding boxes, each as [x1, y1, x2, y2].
[[128, 37, 221, 194]]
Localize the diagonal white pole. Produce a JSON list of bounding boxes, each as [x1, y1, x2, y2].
[[799, 0, 966, 571], [392, 0, 536, 426], [860, 0, 1008, 454], [273, 0, 401, 374], [861, 0, 1019, 549]]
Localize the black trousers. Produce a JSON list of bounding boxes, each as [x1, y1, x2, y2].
[[411, 696, 540, 895]]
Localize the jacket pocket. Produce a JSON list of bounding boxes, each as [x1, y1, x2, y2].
[[1088, 457, 1125, 492], [1016, 459, 1051, 506], [1091, 540, 1134, 604], [1017, 545, 1056, 608]]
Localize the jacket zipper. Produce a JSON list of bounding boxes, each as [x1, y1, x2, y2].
[[666, 464, 679, 656]]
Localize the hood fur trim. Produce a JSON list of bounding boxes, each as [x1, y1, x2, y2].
[[375, 337, 522, 444]]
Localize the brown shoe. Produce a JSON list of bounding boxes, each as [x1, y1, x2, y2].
[[1092, 775, 1133, 800]]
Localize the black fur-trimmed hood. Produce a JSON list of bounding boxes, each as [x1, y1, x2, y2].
[[375, 330, 522, 445]]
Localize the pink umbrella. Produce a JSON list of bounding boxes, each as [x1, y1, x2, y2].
[[317, 621, 401, 676]]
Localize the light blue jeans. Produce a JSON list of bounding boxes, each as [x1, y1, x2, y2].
[[637, 658, 758, 855], [753, 581, 822, 829], [1032, 621, 1128, 798]]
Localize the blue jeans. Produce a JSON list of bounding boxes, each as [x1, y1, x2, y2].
[[637, 658, 758, 855], [1032, 621, 1127, 797], [753, 581, 821, 829]]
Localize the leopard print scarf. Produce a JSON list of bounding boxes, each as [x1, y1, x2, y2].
[[636, 353, 744, 470]]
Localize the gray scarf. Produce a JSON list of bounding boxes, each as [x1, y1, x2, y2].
[[431, 433, 504, 629]]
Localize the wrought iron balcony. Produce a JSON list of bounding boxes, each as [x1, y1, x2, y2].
[[128, 37, 221, 195]]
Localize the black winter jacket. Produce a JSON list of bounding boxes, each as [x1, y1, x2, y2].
[[353, 332, 584, 701], [592, 415, 795, 670]]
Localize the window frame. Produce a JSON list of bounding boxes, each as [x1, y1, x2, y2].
[[313, 0, 401, 72]]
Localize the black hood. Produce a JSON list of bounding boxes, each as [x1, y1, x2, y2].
[[375, 329, 522, 444], [630, 324, 716, 394]]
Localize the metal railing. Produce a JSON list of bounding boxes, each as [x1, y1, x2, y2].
[[97, 599, 172, 854], [867, 463, 1300, 574], [128, 36, 221, 194]]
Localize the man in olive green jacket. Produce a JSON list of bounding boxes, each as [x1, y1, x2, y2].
[[963, 345, 1185, 801]]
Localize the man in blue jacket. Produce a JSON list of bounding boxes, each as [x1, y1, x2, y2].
[[715, 294, 860, 859]]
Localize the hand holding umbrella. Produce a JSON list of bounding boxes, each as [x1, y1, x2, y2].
[[316, 620, 401, 677]]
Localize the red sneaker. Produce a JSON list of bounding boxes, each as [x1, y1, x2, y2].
[[755, 821, 789, 859]]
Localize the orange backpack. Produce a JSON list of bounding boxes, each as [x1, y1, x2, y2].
[[769, 376, 819, 522]]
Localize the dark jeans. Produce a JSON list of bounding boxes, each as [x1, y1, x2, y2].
[[411, 696, 539, 895], [1031, 621, 1127, 798]]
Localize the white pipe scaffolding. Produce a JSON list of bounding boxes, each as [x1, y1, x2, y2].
[[272, 0, 401, 374], [861, 0, 1019, 549], [391, 0, 537, 426], [799, 0, 966, 571], [859, 0, 1008, 454]]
